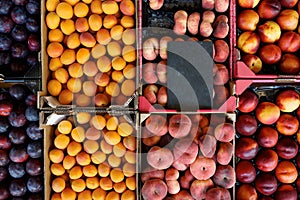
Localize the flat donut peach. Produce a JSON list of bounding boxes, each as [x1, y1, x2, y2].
[[142, 179, 168, 200], [190, 179, 214, 200], [173, 139, 198, 165], [147, 146, 174, 170], [214, 123, 234, 142], [169, 114, 192, 138], [145, 115, 168, 136], [212, 165, 236, 189], [206, 188, 231, 200], [199, 135, 217, 158], [190, 156, 216, 180]]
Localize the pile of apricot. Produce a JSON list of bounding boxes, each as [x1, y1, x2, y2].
[[45, 0, 136, 106], [49, 113, 136, 200]]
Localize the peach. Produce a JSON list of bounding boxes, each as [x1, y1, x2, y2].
[[120, 0, 135, 16], [255, 102, 280, 125], [190, 179, 214, 199], [237, 184, 258, 200], [257, 126, 278, 147], [141, 179, 167, 200], [173, 10, 188, 35], [144, 84, 158, 104], [279, 53, 300, 74], [242, 54, 263, 73], [275, 184, 297, 200], [173, 139, 198, 165], [276, 89, 300, 112], [235, 137, 259, 160], [190, 156, 216, 180], [258, 21, 281, 43], [143, 37, 159, 61], [280, 0, 298, 7], [275, 161, 297, 183], [206, 188, 231, 200], [213, 15, 229, 39], [213, 64, 229, 85], [276, 114, 299, 135], [236, 114, 257, 136], [213, 40, 229, 62], [236, 160, 256, 183], [276, 137, 298, 159], [213, 165, 235, 189], [237, 31, 260, 54], [214, 123, 234, 142], [258, 0, 281, 19], [237, 10, 259, 31], [277, 9, 299, 31], [238, 89, 259, 112], [145, 115, 168, 136], [147, 146, 173, 170], [238, 0, 260, 8], [217, 142, 233, 165], [255, 149, 278, 172], [169, 114, 192, 138], [187, 12, 200, 35], [199, 135, 217, 158], [256, 174, 278, 195], [278, 31, 300, 52]]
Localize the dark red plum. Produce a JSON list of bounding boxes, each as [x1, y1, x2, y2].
[[8, 163, 25, 178], [0, 186, 9, 200], [27, 141, 42, 158], [0, 135, 11, 150], [0, 34, 12, 51], [0, 117, 10, 133], [27, 176, 42, 193], [28, 34, 40, 51], [9, 146, 28, 163], [25, 94, 37, 106], [26, 0, 39, 14], [9, 84, 27, 100], [11, 43, 28, 58], [11, 7, 27, 25], [26, 123, 41, 140], [0, 0, 13, 15], [0, 167, 8, 181], [9, 128, 27, 144], [26, 17, 39, 33], [11, 25, 27, 42], [0, 100, 13, 116], [9, 179, 27, 197], [0, 53, 11, 65], [0, 150, 9, 166], [0, 16, 14, 34], [26, 159, 42, 176]]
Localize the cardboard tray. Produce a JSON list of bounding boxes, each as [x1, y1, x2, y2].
[[138, 0, 236, 113], [39, 0, 140, 111], [138, 112, 236, 199], [43, 112, 139, 200], [232, 0, 300, 79]]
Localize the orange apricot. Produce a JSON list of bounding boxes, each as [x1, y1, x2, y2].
[[94, 73, 110, 87], [102, 1, 119, 15], [60, 49, 76, 65], [105, 191, 120, 200], [97, 56, 112, 72], [92, 188, 107, 200], [83, 61, 98, 77], [61, 187, 77, 200], [103, 131, 121, 145], [74, 2, 89, 17], [123, 135, 136, 151], [107, 154, 121, 167], [64, 0, 80, 5], [92, 44, 106, 59], [83, 164, 98, 177], [80, 32, 96, 48], [112, 71, 124, 83], [49, 29, 64, 42], [107, 41, 121, 57], [67, 32, 80, 49], [76, 151, 91, 166], [67, 141, 82, 156], [54, 68, 69, 84], [58, 120, 73, 134], [124, 151, 136, 164], [75, 18, 89, 33], [98, 162, 111, 177], [89, 14, 102, 31], [123, 163, 136, 177], [113, 142, 126, 157], [94, 93, 109, 107], [100, 140, 113, 154], [56, 2, 73, 19], [125, 177, 136, 190], [91, 115, 106, 130], [58, 89, 74, 105], [85, 127, 101, 140], [90, 0, 103, 14], [49, 57, 63, 71], [46, 0, 60, 12], [83, 140, 99, 154], [120, 0, 135, 16], [112, 56, 126, 70], [82, 0, 92, 3], [47, 79, 62, 96], [49, 149, 64, 163], [60, 19, 75, 35], [83, 81, 97, 97], [71, 178, 86, 192], [76, 48, 90, 64], [51, 163, 65, 176], [51, 193, 62, 200], [122, 45, 136, 62], [121, 190, 135, 200], [63, 155, 76, 170], [46, 12, 60, 29], [69, 166, 83, 179], [75, 94, 92, 107], [96, 29, 111, 45], [78, 190, 92, 200], [106, 116, 119, 130], [67, 78, 82, 93], [122, 29, 135, 45], [121, 79, 135, 96], [86, 177, 100, 190], [47, 42, 63, 58], [117, 122, 133, 137], [68, 63, 83, 78], [91, 151, 106, 164], [103, 15, 118, 29], [54, 134, 70, 150], [110, 25, 124, 41], [106, 82, 120, 97], [123, 64, 135, 79], [100, 177, 113, 191], [120, 16, 134, 28], [71, 126, 86, 143], [114, 181, 127, 193], [76, 112, 91, 124]]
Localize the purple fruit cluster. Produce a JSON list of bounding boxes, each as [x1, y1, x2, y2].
[[0, 84, 42, 200], [0, 0, 40, 75]]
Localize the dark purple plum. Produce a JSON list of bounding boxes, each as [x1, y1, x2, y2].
[[0, 0, 13, 15], [28, 194, 43, 200], [9, 84, 27, 100], [25, 106, 38, 122], [11, 43, 28, 58], [0, 167, 8, 181], [28, 34, 40, 51], [0, 16, 14, 34], [13, 0, 28, 5], [0, 100, 13, 116], [26, 0, 39, 14], [10, 62, 28, 74], [9, 146, 28, 163], [0, 135, 11, 150], [0, 117, 10, 133], [8, 111, 27, 127], [26, 53, 38, 67], [0, 52, 11, 65], [25, 94, 37, 106], [25, 159, 42, 176], [11, 25, 27, 42], [27, 141, 41, 158], [11, 6, 27, 25], [26, 123, 42, 140], [26, 17, 39, 33], [9, 128, 27, 144], [0, 186, 9, 200], [8, 163, 25, 178], [0, 150, 9, 166], [0, 34, 12, 51], [27, 176, 42, 193], [9, 179, 27, 197]]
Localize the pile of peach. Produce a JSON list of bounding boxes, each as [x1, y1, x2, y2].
[[141, 114, 235, 199], [236, 88, 300, 199], [48, 114, 136, 200], [237, 0, 300, 74], [45, 0, 136, 106]]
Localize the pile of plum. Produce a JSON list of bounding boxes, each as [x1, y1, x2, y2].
[[0, 0, 40, 75], [0, 84, 42, 200]]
